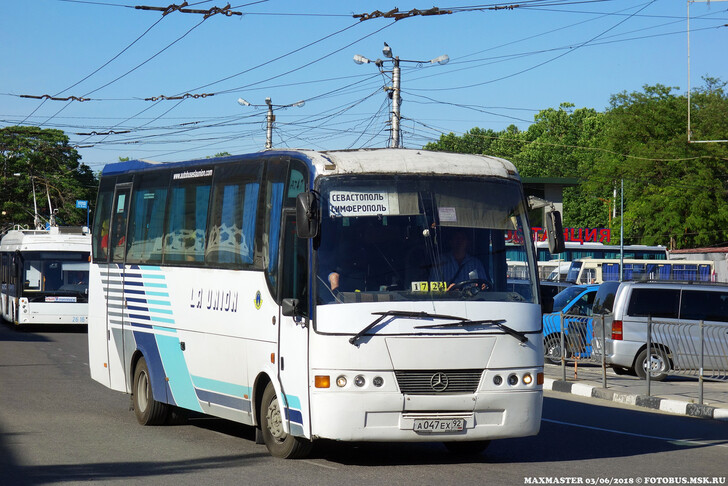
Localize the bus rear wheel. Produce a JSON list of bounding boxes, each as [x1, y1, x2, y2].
[[260, 382, 312, 459], [133, 356, 169, 425]]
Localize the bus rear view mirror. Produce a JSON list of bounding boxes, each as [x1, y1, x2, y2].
[[296, 191, 319, 239], [545, 210, 565, 254]]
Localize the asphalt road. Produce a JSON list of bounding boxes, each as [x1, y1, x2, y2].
[[1, 323, 726, 486]]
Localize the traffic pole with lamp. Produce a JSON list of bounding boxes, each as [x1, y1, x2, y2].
[[354, 43, 448, 148], [237, 97, 305, 150]]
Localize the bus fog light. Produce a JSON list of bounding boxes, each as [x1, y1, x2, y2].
[[522, 373, 533, 385], [507, 374, 518, 386], [354, 375, 366, 387], [336, 376, 347, 387], [493, 375, 503, 386], [372, 376, 384, 387]]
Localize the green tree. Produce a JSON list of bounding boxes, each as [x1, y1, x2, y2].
[[590, 82, 728, 248], [1, 126, 97, 228]]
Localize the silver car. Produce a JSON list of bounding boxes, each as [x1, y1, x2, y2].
[[600, 281, 728, 381]]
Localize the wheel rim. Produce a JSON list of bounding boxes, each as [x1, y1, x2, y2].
[[643, 352, 666, 376], [266, 397, 286, 443], [136, 371, 149, 413], [546, 339, 561, 363]]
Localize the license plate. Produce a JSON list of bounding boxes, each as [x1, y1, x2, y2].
[[413, 418, 464, 433]]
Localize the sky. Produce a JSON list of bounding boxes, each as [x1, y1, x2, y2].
[[1, 0, 727, 172]]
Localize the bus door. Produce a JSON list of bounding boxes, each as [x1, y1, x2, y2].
[[106, 183, 132, 391], [277, 211, 311, 438]]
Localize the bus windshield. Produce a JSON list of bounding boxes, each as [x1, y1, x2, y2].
[[20, 251, 89, 301], [316, 175, 537, 304]]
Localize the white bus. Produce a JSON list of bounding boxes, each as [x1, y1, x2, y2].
[[0, 225, 91, 325], [88, 149, 557, 458]]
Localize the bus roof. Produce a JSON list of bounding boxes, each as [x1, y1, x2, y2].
[[101, 148, 520, 181], [0, 226, 91, 252]]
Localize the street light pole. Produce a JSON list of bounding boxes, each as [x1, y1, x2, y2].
[[265, 98, 274, 150], [390, 57, 401, 148], [354, 44, 448, 149], [238, 97, 304, 150]]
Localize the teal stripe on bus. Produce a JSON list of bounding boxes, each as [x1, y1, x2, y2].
[[154, 332, 203, 412], [192, 375, 251, 398]]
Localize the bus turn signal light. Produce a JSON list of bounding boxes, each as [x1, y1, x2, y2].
[[315, 375, 330, 388]]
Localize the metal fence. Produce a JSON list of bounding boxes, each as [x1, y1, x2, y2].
[[545, 313, 728, 404]]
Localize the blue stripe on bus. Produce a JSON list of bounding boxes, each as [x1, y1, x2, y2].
[[141, 274, 166, 280], [195, 389, 251, 412], [129, 314, 151, 321], [154, 332, 202, 412], [127, 305, 149, 312], [122, 273, 142, 279], [123, 288, 146, 295], [285, 408, 303, 425], [133, 329, 176, 407], [126, 297, 148, 303]]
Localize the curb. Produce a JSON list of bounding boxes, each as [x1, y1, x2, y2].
[[544, 378, 728, 421]]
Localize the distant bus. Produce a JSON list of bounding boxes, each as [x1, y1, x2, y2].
[[565, 258, 714, 285], [88, 148, 554, 458], [0, 226, 91, 325]]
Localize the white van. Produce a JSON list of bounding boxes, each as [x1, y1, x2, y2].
[[602, 281, 728, 380]]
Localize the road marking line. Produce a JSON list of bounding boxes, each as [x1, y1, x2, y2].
[[542, 418, 728, 448], [301, 459, 338, 470]]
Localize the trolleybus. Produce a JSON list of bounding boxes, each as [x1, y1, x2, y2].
[[0, 225, 91, 325], [88, 149, 560, 458]]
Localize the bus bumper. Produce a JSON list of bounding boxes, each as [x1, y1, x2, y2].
[[309, 388, 542, 442]]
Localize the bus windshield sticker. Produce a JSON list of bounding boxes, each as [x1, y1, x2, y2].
[[438, 207, 457, 223], [329, 189, 399, 217], [411, 281, 447, 292]]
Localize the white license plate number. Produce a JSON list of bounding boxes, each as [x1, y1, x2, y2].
[[413, 418, 464, 433]]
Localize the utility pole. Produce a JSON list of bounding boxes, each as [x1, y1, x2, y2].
[[354, 44, 448, 148], [237, 97, 305, 150], [390, 57, 401, 148]]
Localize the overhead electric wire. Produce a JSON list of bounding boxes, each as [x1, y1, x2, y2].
[[413, 0, 658, 92]]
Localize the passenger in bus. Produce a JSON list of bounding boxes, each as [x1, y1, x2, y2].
[[430, 229, 488, 290]]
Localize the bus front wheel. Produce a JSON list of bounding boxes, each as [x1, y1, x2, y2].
[[260, 382, 312, 459], [132, 356, 170, 425]]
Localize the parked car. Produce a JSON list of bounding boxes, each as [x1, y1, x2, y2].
[[540, 280, 573, 314], [600, 281, 728, 381], [542, 284, 599, 364]]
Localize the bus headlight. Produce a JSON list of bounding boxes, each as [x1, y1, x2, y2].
[[354, 375, 366, 387], [507, 374, 519, 386], [372, 376, 384, 387], [336, 375, 347, 387], [522, 373, 533, 385]]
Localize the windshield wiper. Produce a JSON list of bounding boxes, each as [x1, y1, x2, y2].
[[349, 310, 467, 346], [415, 319, 528, 344]]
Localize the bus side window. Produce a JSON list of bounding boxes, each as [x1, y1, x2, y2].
[[206, 162, 263, 268], [126, 173, 168, 264], [262, 160, 289, 295], [164, 176, 211, 264], [92, 180, 115, 262], [280, 215, 308, 315]]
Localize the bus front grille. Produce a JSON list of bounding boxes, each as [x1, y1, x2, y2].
[[394, 370, 483, 394]]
